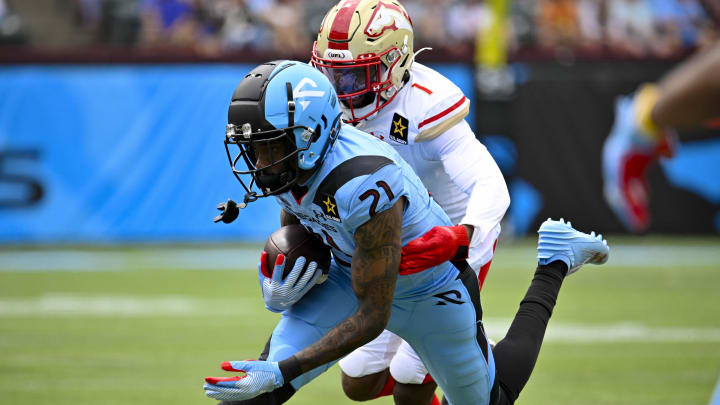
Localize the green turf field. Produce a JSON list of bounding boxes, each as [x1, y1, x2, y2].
[[1, 237, 719, 405]]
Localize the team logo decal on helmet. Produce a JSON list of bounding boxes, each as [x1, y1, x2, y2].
[[293, 78, 326, 111], [312, 0, 414, 124], [224, 61, 342, 206], [365, 2, 412, 39]]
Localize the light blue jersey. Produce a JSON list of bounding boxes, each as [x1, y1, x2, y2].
[[267, 124, 495, 405], [274, 124, 458, 300], [226, 60, 493, 405]]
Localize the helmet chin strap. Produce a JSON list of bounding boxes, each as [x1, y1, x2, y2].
[[256, 170, 296, 195], [286, 82, 295, 127], [343, 92, 384, 123]]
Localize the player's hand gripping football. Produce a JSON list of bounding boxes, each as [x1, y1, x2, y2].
[[399, 225, 470, 274], [204, 360, 284, 401], [259, 251, 322, 313]]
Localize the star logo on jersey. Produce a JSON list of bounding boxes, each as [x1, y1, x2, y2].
[[320, 194, 341, 222], [323, 196, 336, 215], [389, 113, 408, 144]]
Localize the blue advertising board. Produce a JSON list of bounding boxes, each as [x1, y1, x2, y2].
[[0, 63, 474, 243]]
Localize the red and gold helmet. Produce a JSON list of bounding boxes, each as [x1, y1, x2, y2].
[[311, 0, 414, 123]]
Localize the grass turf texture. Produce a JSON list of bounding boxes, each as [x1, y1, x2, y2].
[[0, 237, 719, 405]]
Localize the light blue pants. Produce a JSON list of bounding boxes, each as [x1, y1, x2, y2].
[[266, 261, 495, 405]]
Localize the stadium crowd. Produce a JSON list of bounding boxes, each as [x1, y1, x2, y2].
[[1, 0, 718, 58]]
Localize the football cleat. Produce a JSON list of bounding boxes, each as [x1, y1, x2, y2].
[[602, 96, 676, 233], [537, 218, 609, 276]]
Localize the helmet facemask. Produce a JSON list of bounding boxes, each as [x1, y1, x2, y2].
[[312, 44, 405, 124], [225, 124, 314, 203], [312, 0, 415, 124], [225, 60, 343, 206]]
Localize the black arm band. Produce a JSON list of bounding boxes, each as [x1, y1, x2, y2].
[[278, 356, 302, 383], [452, 245, 469, 261]]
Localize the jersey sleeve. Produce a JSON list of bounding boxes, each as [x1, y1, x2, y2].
[[419, 119, 510, 249], [415, 94, 470, 143], [398, 64, 472, 145], [340, 163, 406, 236]]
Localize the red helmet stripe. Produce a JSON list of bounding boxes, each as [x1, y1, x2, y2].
[[329, 0, 363, 47], [328, 41, 349, 50], [418, 96, 467, 129]]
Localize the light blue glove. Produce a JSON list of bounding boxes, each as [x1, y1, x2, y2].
[[259, 252, 322, 313], [204, 361, 284, 401]]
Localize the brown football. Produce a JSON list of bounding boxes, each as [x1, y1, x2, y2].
[[263, 224, 331, 282]]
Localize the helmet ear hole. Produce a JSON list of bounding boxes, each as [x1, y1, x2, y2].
[[311, 124, 322, 143]]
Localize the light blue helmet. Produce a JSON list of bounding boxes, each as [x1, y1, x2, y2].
[[225, 60, 343, 203]]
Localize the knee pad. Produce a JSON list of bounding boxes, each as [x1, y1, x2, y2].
[[339, 348, 392, 378], [389, 341, 428, 385], [339, 330, 402, 377], [339, 353, 376, 378]]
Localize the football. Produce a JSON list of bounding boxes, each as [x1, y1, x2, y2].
[[263, 224, 331, 283]]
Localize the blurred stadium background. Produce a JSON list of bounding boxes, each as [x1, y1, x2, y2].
[[1, 0, 719, 404]]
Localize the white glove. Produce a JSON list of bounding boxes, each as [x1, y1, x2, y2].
[[204, 360, 284, 401], [258, 252, 322, 312]]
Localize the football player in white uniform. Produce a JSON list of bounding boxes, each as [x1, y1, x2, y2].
[[310, 1, 510, 404]]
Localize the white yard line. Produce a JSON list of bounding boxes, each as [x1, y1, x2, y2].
[[607, 245, 720, 268], [490, 244, 720, 270], [0, 294, 254, 316], [1, 244, 719, 272], [0, 248, 261, 271], [1, 295, 718, 344], [482, 318, 720, 343]]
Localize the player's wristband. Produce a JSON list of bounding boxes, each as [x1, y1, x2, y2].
[[278, 356, 302, 382], [453, 246, 469, 261]]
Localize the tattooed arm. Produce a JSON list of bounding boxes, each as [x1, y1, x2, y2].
[[279, 198, 404, 376], [280, 209, 300, 226]]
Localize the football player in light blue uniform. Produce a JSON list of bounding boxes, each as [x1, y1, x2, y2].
[[204, 61, 610, 405]]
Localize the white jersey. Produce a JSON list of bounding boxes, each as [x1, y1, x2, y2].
[[355, 63, 510, 270], [338, 63, 511, 384]]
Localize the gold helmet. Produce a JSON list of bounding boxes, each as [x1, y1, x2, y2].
[[311, 0, 414, 123]]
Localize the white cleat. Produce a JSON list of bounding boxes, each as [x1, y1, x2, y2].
[[537, 218, 609, 276]]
